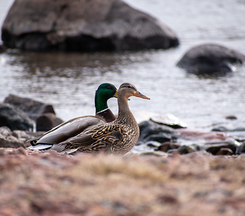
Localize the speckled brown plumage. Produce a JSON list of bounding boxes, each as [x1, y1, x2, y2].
[[53, 83, 150, 155]]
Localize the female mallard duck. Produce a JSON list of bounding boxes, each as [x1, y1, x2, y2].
[[31, 83, 150, 155], [29, 83, 117, 148]]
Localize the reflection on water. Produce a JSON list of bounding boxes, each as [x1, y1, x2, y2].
[[5, 50, 129, 77]]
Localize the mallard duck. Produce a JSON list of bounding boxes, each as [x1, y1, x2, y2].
[[30, 83, 150, 155], [94, 83, 117, 122], [29, 83, 117, 148]]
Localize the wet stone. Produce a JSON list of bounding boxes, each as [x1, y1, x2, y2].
[[155, 142, 180, 152], [177, 145, 195, 155], [226, 115, 237, 120], [2, 0, 179, 52], [205, 143, 236, 155], [138, 120, 180, 143], [146, 141, 162, 148], [216, 148, 234, 155], [0, 103, 33, 131], [149, 113, 187, 129], [4, 94, 56, 120], [176, 43, 245, 75], [36, 113, 63, 131]]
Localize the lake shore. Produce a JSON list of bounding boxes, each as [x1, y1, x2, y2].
[[0, 148, 245, 216]]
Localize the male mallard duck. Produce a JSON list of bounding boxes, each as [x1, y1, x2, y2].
[[29, 83, 117, 148], [30, 83, 150, 155], [94, 83, 117, 122]]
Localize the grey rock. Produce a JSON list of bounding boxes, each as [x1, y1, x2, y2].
[[204, 138, 242, 155], [2, 0, 179, 52], [150, 113, 187, 129], [177, 43, 245, 75], [4, 94, 56, 120], [0, 43, 6, 53], [146, 141, 162, 148], [155, 142, 180, 152], [0, 103, 33, 131], [36, 113, 63, 131], [0, 126, 25, 148], [216, 148, 233, 155], [177, 145, 195, 154], [225, 115, 237, 120], [138, 120, 180, 143]]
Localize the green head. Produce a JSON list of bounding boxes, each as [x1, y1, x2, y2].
[[95, 83, 118, 113]]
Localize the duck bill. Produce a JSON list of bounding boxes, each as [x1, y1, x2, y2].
[[133, 91, 150, 100], [113, 90, 118, 98]]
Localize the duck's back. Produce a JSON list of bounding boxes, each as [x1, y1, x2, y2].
[[36, 116, 105, 145]]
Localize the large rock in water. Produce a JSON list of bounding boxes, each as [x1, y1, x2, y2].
[[138, 120, 180, 143], [4, 94, 56, 120], [0, 103, 33, 131], [4, 94, 64, 131], [176, 44, 245, 75], [2, 0, 179, 52]]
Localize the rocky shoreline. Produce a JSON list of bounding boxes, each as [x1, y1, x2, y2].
[[1, 94, 245, 215], [1, 94, 245, 157], [0, 148, 245, 216]]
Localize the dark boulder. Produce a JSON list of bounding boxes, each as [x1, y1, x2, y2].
[[36, 113, 63, 131], [0, 43, 6, 53], [204, 137, 242, 155], [1, 0, 179, 52], [216, 148, 233, 155], [4, 94, 56, 120], [138, 120, 180, 143], [177, 44, 245, 75], [205, 143, 236, 155], [155, 142, 180, 152], [0, 126, 41, 148], [0, 103, 33, 131], [0, 126, 25, 148], [176, 145, 195, 155]]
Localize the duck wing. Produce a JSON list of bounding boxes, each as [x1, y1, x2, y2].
[[55, 123, 127, 154], [28, 116, 105, 150]]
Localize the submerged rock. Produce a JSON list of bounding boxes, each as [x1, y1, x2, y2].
[[176, 43, 245, 75], [0, 103, 33, 131], [2, 0, 179, 52]]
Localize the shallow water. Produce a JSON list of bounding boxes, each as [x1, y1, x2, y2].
[[0, 0, 245, 131]]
